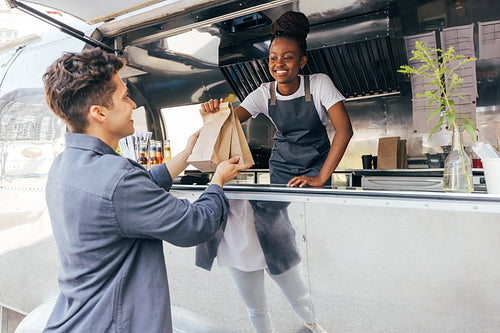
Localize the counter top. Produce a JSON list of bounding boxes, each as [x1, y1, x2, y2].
[[340, 168, 484, 177], [171, 183, 499, 203]]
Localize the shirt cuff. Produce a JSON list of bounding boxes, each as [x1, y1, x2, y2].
[[149, 164, 173, 190]]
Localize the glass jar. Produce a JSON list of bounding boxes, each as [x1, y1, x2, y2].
[[443, 126, 473, 193]]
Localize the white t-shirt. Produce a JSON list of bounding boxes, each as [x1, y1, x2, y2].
[[240, 73, 345, 127]]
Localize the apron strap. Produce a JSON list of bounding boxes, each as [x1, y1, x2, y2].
[[269, 76, 311, 105], [270, 81, 277, 106], [304, 75, 311, 102]]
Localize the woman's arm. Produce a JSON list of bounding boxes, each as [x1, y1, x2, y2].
[[287, 101, 353, 187]]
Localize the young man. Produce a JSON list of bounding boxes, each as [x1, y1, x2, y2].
[[42, 47, 250, 332]]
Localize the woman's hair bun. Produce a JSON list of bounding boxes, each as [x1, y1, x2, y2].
[[271, 11, 310, 39]]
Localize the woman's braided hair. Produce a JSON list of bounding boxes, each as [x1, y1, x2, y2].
[[271, 11, 310, 55]]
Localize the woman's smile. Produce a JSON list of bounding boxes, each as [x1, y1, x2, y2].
[[274, 69, 289, 76]]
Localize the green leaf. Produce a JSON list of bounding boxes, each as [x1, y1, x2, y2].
[[461, 116, 475, 127], [428, 121, 443, 139], [463, 123, 476, 142], [447, 113, 455, 127], [428, 105, 444, 121]]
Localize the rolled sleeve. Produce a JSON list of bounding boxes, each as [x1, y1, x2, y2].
[[148, 163, 172, 190]]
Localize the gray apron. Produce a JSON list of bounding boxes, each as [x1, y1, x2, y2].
[[196, 76, 332, 275], [250, 76, 331, 274], [268, 75, 331, 185]]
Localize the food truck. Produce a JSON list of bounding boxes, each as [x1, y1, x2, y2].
[[1, 0, 500, 331]]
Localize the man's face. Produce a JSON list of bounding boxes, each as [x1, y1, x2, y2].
[[105, 74, 137, 139]]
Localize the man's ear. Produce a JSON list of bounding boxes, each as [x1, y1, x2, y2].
[[88, 105, 107, 124]]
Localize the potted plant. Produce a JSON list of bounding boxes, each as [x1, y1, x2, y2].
[[398, 41, 477, 193]]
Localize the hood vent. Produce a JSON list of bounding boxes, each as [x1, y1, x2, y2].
[[220, 35, 404, 101]]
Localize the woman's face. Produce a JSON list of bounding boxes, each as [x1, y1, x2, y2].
[[269, 37, 307, 86]]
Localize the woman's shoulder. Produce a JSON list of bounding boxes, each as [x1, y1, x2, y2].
[[248, 81, 272, 98], [308, 73, 333, 83], [241, 82, 272, 115], [259, 81, 273, 90]]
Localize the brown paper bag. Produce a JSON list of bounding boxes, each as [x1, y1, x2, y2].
[[377, 137, 407, 169], [187, 102, 254, 172], [377, 137, 400, 169], [229, 104, 255, 168]]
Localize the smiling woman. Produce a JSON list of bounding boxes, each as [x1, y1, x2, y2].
[[197, 10, 353, 333]]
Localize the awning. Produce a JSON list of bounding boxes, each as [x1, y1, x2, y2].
[[15, 0, 176, 24]]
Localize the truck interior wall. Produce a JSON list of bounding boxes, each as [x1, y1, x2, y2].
[[211, 0, 500, 169], [1, 0, 500, 170], [111, 0, 500, 170]]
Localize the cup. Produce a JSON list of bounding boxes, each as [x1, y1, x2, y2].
[[482, 158, 500, 194], [362, 155, 373, 169], [372, 156, 378, 169]]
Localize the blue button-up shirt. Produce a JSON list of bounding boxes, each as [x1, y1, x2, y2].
[[44, 133, 228, 332]]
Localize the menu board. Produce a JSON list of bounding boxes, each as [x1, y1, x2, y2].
[[478, 20, 500, 59], [404, 32, 440, 133], [439, 24, 477, 125]]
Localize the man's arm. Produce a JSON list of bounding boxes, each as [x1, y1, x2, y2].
[[114, 167, 229, 247], [163, 130, 200, 180], [115, 157, 251, 246]]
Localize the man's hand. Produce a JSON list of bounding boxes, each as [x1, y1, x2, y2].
[[211, 156, 253, 187], [183, 129, 201, 155]]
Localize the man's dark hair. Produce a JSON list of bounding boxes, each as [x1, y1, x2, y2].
[[43, 48, 125, 133], [271, 11, 310, 55]]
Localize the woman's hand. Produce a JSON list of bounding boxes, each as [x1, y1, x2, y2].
[[287, 175, 326, 188], [200, 98, 224, 113]]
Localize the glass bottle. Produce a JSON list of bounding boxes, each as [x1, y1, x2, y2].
[[443, 126, 473, 193], [164, 140, 171, 162], [148, 140, 158, 167], [156, 141, 163, 164], [138, 143, 148, 168]]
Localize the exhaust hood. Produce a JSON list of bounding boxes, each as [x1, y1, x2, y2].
[[219, 10, 404, 101]]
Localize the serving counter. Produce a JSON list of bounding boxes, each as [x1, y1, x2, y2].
[[196, 168, 488, 193], [334, 168, 486, 192], [166, 184, 500, 332], [2, 178, 500, 332]]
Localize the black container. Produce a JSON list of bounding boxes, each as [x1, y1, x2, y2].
[[362, 155, 373, 169]]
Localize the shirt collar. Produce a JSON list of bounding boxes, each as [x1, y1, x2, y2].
[[64, 132, 119, 156]]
